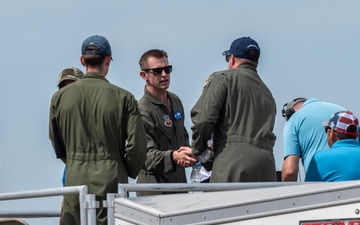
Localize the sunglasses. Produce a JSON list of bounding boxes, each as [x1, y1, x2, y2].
[[325, 126, 331, 133], [225, 54, 231, 62], [143, 65, 172, 75]]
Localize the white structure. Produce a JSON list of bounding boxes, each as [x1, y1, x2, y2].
[[2, 182, 360, 224], [114, 182, 360, 225]]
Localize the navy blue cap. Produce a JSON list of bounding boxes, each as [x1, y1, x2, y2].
[[222, 37, 260, 61], [81, 35, 112, 56]]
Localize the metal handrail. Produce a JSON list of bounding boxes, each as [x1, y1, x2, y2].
[[117, 182, 303, 198], [0, 210, 60, 218], [0, 186, 88, 201], [0, 185, 96, 225]]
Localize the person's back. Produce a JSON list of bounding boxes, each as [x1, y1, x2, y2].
[[49, 35, 147, 225], [56, 75, 141, 173], [306, 141, 360, 181], [191, 37, 277, 182], [204, 64, 276, 182], [306, 111, 360, 181], [283, 98, 346, 174], [219, 65, 276, 145]]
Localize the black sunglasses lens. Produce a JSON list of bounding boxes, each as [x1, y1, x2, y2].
[[225, 54, 230, 62], [152, 68, 163, 75], [164, 66, 172, 74], [152, 66, 172, 75], [325, 126, 330, 133]]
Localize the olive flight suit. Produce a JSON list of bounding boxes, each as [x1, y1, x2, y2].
[[49, 72, 147, 225], [136, 87, 189, 196], [191, 64, 277, 182]]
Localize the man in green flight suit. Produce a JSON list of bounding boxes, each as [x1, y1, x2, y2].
[[49, 35, 147, 225], [136, 49, 197, 196], [182, 37, 277, 182]]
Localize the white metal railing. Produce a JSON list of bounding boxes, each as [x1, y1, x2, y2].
[[0, 182, 309, 225], [117, 182, 303, 198], [0, 185, 97, 225]]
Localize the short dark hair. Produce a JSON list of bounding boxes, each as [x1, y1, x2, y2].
[[244, 49, 259, 61], [83, 46, 107, 66], [336, 125, 358, 140], [139, 49, 168, 70]]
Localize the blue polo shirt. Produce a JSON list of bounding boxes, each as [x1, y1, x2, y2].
[[305, 139, 360, 181], [283, 98, 345, 173]]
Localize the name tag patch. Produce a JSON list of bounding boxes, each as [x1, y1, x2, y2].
[[174, 110, 182, 121]]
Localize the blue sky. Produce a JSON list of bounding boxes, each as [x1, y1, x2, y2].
[[1, 1, 360, 224]]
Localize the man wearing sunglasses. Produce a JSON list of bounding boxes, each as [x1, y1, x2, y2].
[[281, 97, 345, 181], [305, 111, 360, 181], [136, 49, 196, 196], [184, 37, 277, 183]]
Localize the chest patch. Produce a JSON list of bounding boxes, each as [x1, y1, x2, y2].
[[173, 110, 182, 121], [163, 115, 173, 127]]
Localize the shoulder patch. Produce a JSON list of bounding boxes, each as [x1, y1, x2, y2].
[[203, 75, 213, 87]]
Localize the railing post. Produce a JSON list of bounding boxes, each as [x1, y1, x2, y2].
[[104, 193, 118, 225], [79, 192, 87, 225], [84, 194, 98, 225], [78, 186, 88, 225]]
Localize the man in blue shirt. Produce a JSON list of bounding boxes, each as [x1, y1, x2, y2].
[[281, 97, 345, 181], [306, 111, 360, 181]]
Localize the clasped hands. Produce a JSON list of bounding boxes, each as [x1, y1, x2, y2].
[[172, 146, 198, 167]]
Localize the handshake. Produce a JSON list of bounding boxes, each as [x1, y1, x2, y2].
[[172, 146, 198, 167]]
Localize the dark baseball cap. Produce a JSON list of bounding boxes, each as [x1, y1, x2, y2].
[[81, 35, 112, 56], [58, 67, 84, 86], [222, 37, 260, 61]]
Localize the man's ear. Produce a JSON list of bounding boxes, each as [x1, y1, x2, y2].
[[140, 71, 148, 80], [328, 129, 338, 146], [80, 56, 86, 66], [105, 56, 111, 66], [230, 55, 235, 67]]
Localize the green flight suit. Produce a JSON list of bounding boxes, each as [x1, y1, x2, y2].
[[191, 64, 277, 182], [49, 72, 147, 225], [136, 87, 189, 196]]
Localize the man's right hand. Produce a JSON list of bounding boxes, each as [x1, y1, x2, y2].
[[173, 146, 197, 167]]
